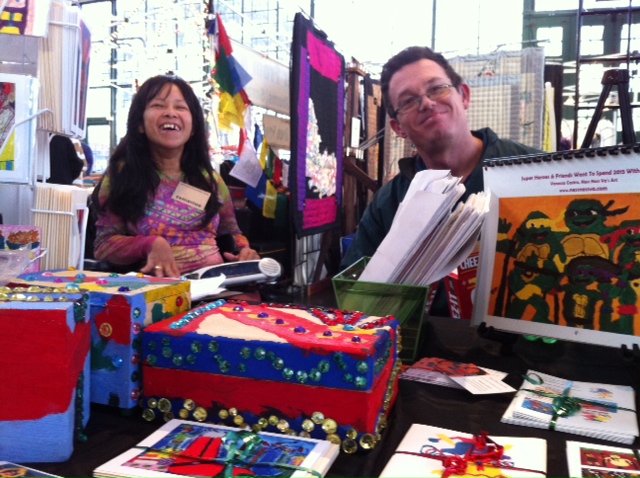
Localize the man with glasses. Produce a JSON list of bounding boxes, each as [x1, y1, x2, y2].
[[341, 46, 541, 316]]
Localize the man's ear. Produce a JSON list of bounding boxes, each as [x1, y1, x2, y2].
[[459, 83, 471, 110], [390, 118, 408, 139]]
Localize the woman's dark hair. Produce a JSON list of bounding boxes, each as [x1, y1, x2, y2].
[[101, 75, 218, 226], [380, 46, 463, 118]]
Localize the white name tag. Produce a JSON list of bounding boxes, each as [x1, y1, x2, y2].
[[172, 182, 211, 211]]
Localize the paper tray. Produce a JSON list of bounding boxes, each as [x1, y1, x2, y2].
[[332, 257, 430, 362]]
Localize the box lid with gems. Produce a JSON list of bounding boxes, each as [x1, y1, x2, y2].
[[142, 299, 399, 392]]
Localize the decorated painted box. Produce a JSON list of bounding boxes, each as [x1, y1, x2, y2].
[[12, 270, 191, 409], [0, 288, 91, 463], [142, 299, 401, 453]]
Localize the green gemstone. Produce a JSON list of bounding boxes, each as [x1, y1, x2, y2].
[[318, 360, 330, 373], [282, 368, 294, 380], [296, 371, 308, 383], [172, 354, 184, 366]]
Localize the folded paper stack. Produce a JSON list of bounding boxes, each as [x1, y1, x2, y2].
[[0, 288, 90, 462], [12, 270, 191, 409], [142, 300, 401, 453]]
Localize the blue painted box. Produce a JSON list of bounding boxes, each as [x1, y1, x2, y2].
[[12, 270, 191, 409]]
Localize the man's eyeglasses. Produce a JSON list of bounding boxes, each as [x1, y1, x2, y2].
[[392, 84, 453, 117]]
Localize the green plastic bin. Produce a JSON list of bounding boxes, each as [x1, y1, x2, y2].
[[332, 257, 430, 363]]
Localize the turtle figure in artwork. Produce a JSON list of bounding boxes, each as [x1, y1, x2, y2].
[[502, 211, 566, 323], [561, 198, 628, 263]]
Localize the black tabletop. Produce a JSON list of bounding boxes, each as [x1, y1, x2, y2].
[[27, 316, 640, 477]]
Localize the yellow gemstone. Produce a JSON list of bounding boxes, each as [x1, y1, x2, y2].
[[229, 407, 238, 416], [311, 411, 325, 424], [252, 424, 262, 433], [147, 398, 158, 408], [183, 399, 196, 411], [219, 409, 229, 420], [342, 438, 358, 454], [326, 433, 341, 445], [233, 415, 245, 426], [301, 419, 315, 432], [268, 415, 279, 426], [142, 408, 156, 421], [257, 418, 269, 429], [359, 433, 376, 450], [378, 415, 388, 432], [157, 398, 171, 413], [178, 409, 189, 419], [322, 418, 338, 434], [163, 412, 174, 422], [285, 429, 297, 436], [276, 419, 290, 432], [299, 431, 311, 438], [346, 428, 358, 440], [193, 407, 208, 421]]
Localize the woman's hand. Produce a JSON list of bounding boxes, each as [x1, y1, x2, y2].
[[223, 247, 260, 262], [140, 237, 181, 277]]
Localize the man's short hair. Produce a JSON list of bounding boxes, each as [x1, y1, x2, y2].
[[381, 46, 463, 118]]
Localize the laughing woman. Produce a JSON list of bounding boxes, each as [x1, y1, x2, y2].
[[92, 74, 259, 277]]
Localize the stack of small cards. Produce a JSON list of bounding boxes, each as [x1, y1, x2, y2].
[[400, 357, 516, 394], [94, 419, 339, 478], [502, 370, 638, 444], [379, 423, 547, 478]]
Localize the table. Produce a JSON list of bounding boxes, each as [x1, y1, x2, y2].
[[28, 316, 640, 477]]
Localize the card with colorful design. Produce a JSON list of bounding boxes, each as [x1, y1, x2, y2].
[[502, 370, 638, 444], [567, 440, 640, 477], [400, 357, 515, 394], [0, 462, 60, 477], [379, 423, 547, 478], [93, 419, 339, 478]]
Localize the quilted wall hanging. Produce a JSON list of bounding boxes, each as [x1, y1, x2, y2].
[[290, 12, 345, 237]]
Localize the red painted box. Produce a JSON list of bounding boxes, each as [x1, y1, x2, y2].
[[142, 300, 401, 453], [0, 288, 90, 462]]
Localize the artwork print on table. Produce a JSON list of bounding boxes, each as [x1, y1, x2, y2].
[[122, 422, 321, 477]]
